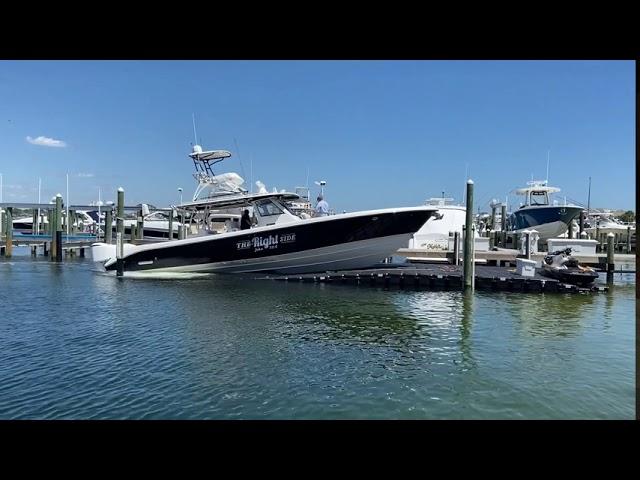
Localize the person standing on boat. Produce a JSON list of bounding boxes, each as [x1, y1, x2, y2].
[[241, 209, 252, 230], [315, 195, 329, 217]]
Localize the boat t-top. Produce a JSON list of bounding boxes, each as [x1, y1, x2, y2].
[[506, 180, 583, 240], [91, 145, 439, 274]]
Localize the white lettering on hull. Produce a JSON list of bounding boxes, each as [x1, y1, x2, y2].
[[236, 232, 296, 253]]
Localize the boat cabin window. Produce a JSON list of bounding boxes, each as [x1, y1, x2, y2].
[[255, 199, 284, 217], [529, 191, 549, 206]]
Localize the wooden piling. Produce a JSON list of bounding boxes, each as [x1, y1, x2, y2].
[[31, 245, 37, 256], [500, 204, 507, 247], [579, 211, 584, 236], [4, 207, 12, 257], [130, 222, 137, 242], [627, 226, 632, 254], [606, 232, 614, 284], [490, 205, 497, 232], [137, 210, 144, 240], [50, 207, 56, 260], [168, 209, 174, 240], [54, 194, 63, 261], [116, 187, 125, 249], [525, 231, 531, 260], [55, 230, 62, 261], [116, 231, 124, 277], [463, 179, 474, 290], [71, 210, 78, 234], [568, 220, 573, 239], [453, 230, 460, 265], [79, 247, 85, 258], [104, 209, 113, 244]]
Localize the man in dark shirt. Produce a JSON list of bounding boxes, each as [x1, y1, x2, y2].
[[241, 209, 252, 230]]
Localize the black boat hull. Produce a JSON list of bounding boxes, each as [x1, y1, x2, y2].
[[98, 208, 435, 274]]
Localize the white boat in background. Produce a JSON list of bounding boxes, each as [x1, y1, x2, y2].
[[584, 210, 635, 245], [409, 198, 463, 250], [408, 197, 488, 251], [119, 208, 183, 239], [13, 210, 97, 234]]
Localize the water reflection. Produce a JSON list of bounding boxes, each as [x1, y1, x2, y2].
[[460, 290, 475, 367], [505, 292, 596, 338], [243, 281, 424, 348]]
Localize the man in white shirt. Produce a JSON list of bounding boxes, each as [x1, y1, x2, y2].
[[315, 195, 329, 217]]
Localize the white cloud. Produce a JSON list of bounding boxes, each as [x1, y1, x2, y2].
[[76, 173, 95, 178], [26, 135, 67, 148]]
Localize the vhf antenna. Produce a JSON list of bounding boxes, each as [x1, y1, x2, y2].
[[192, 113, 198, 146]]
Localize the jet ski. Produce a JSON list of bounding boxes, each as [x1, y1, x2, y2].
[[540, 247, 599, 286]]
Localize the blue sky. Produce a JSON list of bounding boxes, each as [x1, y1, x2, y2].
[[0, 60, 635, 211]]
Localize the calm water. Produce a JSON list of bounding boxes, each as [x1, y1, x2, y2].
[[0, 249, 635, 419]]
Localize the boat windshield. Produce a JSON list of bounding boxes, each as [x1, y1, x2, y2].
[[530, 191, 549, 206], [255, 199, 284, 217]]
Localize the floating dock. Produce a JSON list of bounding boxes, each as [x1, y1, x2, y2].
[[396, 248, 635, 268], [257, 264, 610, 294]]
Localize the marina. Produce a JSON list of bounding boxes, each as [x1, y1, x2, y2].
[[0, 60, 635, 420]]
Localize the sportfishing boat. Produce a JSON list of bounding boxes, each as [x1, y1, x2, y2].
[[506, 180, 583, 240], [91, 145, 438, 274], [91, 191, 436, 274], [539, 247, 598, 286]]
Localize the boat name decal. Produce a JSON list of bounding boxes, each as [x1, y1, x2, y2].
[[236, 232, 296, 252]]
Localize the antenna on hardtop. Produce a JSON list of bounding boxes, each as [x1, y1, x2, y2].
[[192, 113, 198, 146], [546, 150, 550, 185]]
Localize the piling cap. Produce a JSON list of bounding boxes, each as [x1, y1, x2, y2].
[[607, 232, 615, 237], [117, 187, 124, 192], [56, 193, 62, 197], [467, 179, 474, 184]]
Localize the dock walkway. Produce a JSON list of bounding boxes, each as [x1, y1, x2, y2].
[[396, 248, 636, 269]]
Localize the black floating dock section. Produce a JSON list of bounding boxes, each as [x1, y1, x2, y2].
[[257, 264, 609, 294]]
